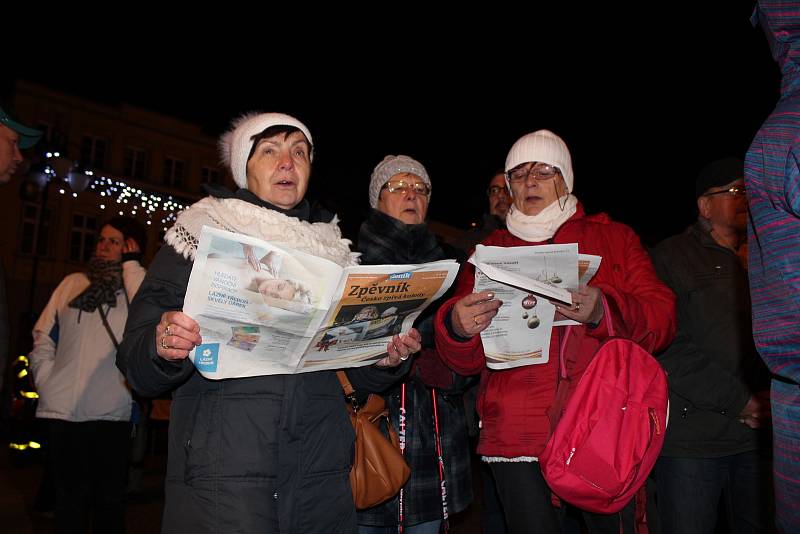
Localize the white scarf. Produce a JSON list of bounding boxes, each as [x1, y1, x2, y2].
[[165, 196, 359, 267], [505, 194, 578, 243]]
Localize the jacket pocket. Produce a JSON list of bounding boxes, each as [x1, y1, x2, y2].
[[300, 392, 354, 477], [217, 394, 282, 479], [180, 393, 215, 483]]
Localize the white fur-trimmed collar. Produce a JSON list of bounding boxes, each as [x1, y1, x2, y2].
[[165, 196, 358, 267]]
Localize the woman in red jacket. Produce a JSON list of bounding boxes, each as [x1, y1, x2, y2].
[[434, 130, 676, 534]]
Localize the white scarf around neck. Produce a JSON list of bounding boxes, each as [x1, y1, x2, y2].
[[165, 196, 358, 267], [505, 194, 578, 243]]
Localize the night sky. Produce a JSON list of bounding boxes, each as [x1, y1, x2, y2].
[[8, 4, 779, 246]]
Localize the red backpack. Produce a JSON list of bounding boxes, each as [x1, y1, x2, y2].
[[539, 336, 669, 514]]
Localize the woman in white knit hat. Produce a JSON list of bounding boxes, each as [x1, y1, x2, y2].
[[116, 113, 421, 533], [434, 130, 676, 533]]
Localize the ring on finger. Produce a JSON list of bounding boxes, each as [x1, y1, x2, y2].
[[400, 354, 409, 361], [473, 315, 480, 326], [574, 303, 581, 312], [165, 323, 173, 337], [160, 334, 170, 351]]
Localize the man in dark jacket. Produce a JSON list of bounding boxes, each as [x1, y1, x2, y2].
[[651, 158, 772, 534]]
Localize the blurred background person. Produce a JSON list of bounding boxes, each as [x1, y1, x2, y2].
[[746, 3, 800, 531], [456, 170, 511, 253], [29, 216, 147, 533]]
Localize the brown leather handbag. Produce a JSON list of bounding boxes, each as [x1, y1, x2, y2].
[[337, 371, 411, 509]]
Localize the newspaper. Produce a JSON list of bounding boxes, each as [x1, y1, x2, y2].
[[468, 244, 602, 370], [183, 226, 459, 379]]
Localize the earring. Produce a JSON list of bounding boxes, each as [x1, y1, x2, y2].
[[557, 180, 567, 211]]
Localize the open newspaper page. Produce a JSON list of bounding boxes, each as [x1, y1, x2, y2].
[[184, 227, 345, 379], [554, 253, 603, 326], [183, 227, 460, 378], [469, 244, 598, 370], [297, 260, 460, 372]]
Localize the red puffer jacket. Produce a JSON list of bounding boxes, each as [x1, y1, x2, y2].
[[434, 205, 676, 459]]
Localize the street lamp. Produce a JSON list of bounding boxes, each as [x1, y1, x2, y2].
[[21, 152, 87, 326]]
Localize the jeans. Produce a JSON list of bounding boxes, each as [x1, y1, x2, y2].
[[655, 450, 773, 534]]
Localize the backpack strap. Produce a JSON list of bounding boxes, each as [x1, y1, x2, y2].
[[551, 294, 616, 427], [601, 295, 615, 337]]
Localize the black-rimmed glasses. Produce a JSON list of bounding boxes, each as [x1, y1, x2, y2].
[[703, 186, 746, 198]]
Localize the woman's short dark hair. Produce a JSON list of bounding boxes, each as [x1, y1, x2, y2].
[[247, 125, 311, 162], [104, 216, 148, 252]]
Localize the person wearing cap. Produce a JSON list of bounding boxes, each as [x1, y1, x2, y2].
[[356, 155, 473, 534], [0, 105, 41, 400], [746, 3, 800, 531], [433, 130, 676, 533], [28, 216, 147, 533], [650, 158, 772, 534], [0, 104, 42, 184], [116, 113, 420, 533]]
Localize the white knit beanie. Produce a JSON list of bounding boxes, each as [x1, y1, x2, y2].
[[368, 155, 431, 208], [219, 112, 313, 188], [505, 130, 574, 193]]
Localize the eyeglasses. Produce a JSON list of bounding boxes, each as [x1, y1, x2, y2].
[[703, 186, 747, 198], [506, 163, 561, 183], [382, 180, 431, 196], [487, 185, 509, 197]]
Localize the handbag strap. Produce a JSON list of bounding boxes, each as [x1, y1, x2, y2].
[[336, 371, 360, 410], [96, 287, 129, 351], [97, 305, 120, 350]]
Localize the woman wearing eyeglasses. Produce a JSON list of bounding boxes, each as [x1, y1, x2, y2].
[[356, 155, 474, 534], [434, 130, 676, 534]]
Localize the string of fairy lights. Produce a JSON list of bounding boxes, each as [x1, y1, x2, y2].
[[43, 152, 192, 232]]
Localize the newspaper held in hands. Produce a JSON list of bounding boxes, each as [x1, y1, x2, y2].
[[183, 226, 459, 379], [468, 244, 601, 370]]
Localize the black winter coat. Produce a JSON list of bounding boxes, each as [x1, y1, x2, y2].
[[651, 222, 770, 457], [118, 192, 408, 534]]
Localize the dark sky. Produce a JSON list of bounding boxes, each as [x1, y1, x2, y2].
[[8, 4, 779, 246]]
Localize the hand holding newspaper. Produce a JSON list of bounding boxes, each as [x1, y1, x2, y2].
[[468, 244, 601, 370], [182, 227, 459, 379]]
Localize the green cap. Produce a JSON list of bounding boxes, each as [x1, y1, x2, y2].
[[0, 105, 42, 149]]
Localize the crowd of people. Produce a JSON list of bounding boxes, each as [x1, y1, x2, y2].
[[1, 3, 798, 532]]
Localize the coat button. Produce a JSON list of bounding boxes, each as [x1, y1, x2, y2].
[[273, 492, 278, 500]]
